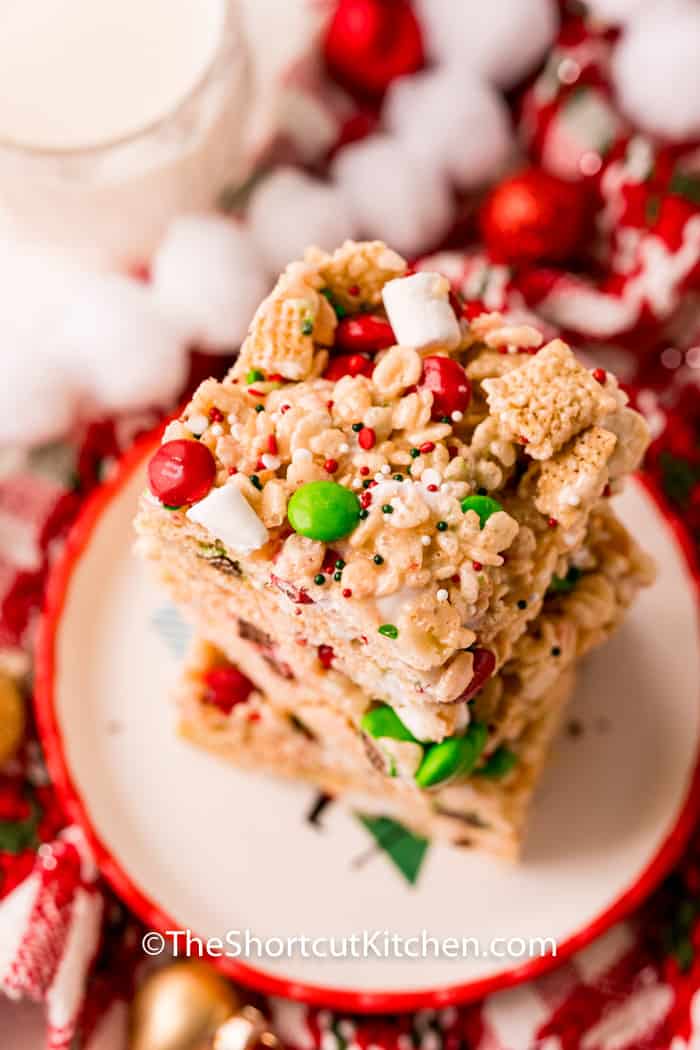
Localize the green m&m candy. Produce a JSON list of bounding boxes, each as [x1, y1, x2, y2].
[[287, 481, 360, 542], [460, 494, 503, 528], [361, 704, 419, 744], [415, 722, 488, 788]]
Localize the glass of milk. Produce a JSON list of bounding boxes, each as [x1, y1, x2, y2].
[[0, 0, 264, 269]]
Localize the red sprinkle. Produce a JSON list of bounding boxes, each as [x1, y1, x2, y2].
[[280, 404, 291, 414], [342, 588, 353, 598], [427, 484, 438, 492], [348, 285, 360, 296], [593, 368, 607, 384], [256, 459, 266, 471], [518, 435, 529, 444], [203, 665, 254, 715], [228, 466, 238, 475], [447, 445, 459, 460], [420, 441, 435, 454], [360, 491, 373, 509], [247, 388, 264, 397], [358, 426, 376, 450], [267, 434, 278, 455], [360, 465, 370, 476], [317, 644, 335, 670], [548, 517, 558, 528], [326, 400, 335, 410], [472, 561, 482, 571], [324, 458, 339, 474], [209, 406, 224, 423], [268, 373, 283, 382], [603, 484, 612, 497]]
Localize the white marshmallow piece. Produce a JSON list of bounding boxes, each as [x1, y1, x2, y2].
[[611, 0, 700, 141], [330, 136, 453, 258], [382, 272, 461, 351], [186, 482, 268, 554], [414, 0, 558, 88], [152, 215, 268, 351], [385, 70, 513, 190], [247, 167, 356, 277]]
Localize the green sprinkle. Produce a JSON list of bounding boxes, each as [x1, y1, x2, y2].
[[475, 746, 518, 780], [517, 599, 527, 609], [551, 646, 561, 656], [440, 415, 452, 424], [436, 520, 448, 532], [359, 508, 369, 519], [249, 474, 262, 490], [461, 494, 503, 528], [382, 504, 393, 514], [548, 566, 582, 594], [314, 574, 326, 586], [351, 422, 363, 432], [335, 559, 345, 569], [373, 554, 384, 565], [378, 624, 398, 639], [415, 723, 488, 788], [393, 473, 403, 482], [301, 317, 314, 336], [246, 368, 264, 384], [410, 448, 421, 458], [362, 479, 372, 488], [321, 288, 347, 319], [361, 704, 418, 743], [333, 571, 342, 581], [254, 404, 265, 413]]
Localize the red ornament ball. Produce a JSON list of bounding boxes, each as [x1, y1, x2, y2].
[[336, 313, 396, 353], [480, 168, 588, 266], [324, 0, 424, 98], [420, 356, 472, 420], [148, 439, 216, 507], [203, 665, 254, 714], [323, 352, 375, 382]]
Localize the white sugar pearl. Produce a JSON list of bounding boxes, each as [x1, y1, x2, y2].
[[381, 464, 391, 475], [248, 167, 356, 276], [331, 136, 453, 257], [152, 215, 268, 351], [385, 70, 513, 189], [60, 274, 188, 415], [611, 0, 700, 140], [415, 0, 558, 88], [436, 589, 449, 602], [210, 423, 224, 437], [187, 482, 268, 554], [338, 443, 350, 454], [451, 410, 463, 422], [421, 535, 432, 546]]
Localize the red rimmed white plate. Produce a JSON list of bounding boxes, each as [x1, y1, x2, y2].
[[35, 431, 700, 1013]]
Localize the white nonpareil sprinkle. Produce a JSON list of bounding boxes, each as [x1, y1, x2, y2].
[[292, 448, 312, 463], [382, 271, 461, 350], [210, 423, 223, 437], [261, 453, 281, 470], [381, 464, 391, 474], [352, 478, 362, 489], [374, 472, 385, 482], [436, 588, 449, 602], [421, 535, 431, 546], [186, 482, 268, 553], [185, 413, 209, 436], [338, 443, 350, 454], [567, 494, 582, 506], [451, 410, 463, 422]]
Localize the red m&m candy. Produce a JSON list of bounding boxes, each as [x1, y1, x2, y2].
[[335, 314, 395, 353], [458, 648, 496, 703], [148, 439, 216, 507], [420, 356, 471, 420], [203, 665, 254, 714], [323, 353, 375, 382]]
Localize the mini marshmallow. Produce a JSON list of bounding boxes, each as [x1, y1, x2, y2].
[[186, 482, 269, 554], [330, 136, 453, 258], [382, 272, 461, 351], [248, 167, 356, 277], [152, 215, 268, 351]]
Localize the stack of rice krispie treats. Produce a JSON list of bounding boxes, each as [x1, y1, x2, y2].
[[135, 241, 654, 859]]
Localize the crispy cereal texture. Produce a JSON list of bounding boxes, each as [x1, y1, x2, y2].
[[306, 240, 406, 311], [482, 340, 618, 460], [533, 427, 618, 527]]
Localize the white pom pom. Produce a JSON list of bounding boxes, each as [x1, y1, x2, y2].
[[152, 215, 268, 352], [611, 0, 700, 141], [584, 0, 653, 23], [330, 135, 453, 257], [0, 334, 80, 447], [61, 275, 189, 414], [414, 0, 558, 88], [384, 70, 513, 189], [247, 167, 356, 275]]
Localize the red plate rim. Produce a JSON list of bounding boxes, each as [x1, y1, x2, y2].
[[34, 425, 700, 1014]]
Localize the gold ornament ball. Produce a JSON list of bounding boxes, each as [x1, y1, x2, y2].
[[0, 672, 25, 765], [129, 960, 242, 1050]]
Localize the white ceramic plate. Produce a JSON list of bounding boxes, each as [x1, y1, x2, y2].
[[36, 434, 700, 1012]]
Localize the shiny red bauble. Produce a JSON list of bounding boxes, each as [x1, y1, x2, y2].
[[480, 168, 588, 266], [459, 649, 496, 703], [324, 0, 424, 98], [203, 665, 254, 714], [420, 356, 472, 420], [335, 313, 396, 352], [147, 439, 216, 507], [323, 353, 375, 382]]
